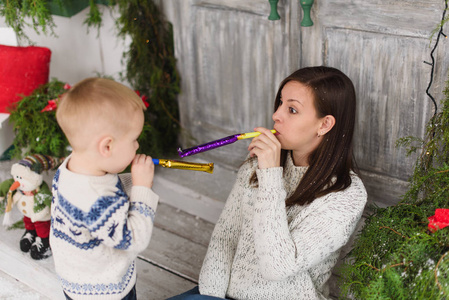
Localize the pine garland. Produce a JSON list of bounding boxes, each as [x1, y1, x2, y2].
[[114, 0, 181, 157], [9, 78, 70, 158], [0, 0, 56, 44], [339, 65, 449, 300]]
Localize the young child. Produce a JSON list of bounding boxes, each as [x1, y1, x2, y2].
[[50, 77, 159, 300]]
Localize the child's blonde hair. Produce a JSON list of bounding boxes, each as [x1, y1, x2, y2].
[[56, 78, 146, 150]]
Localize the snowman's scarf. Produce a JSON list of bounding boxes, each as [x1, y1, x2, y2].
[[19, 188, 39, 196]]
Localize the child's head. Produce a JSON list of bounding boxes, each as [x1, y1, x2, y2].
[[57, 78, 146, 173]]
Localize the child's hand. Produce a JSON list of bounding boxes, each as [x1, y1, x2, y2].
[[131, 154, 155, 188]]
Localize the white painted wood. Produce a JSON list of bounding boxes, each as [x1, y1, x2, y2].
[[0, 27, 17, 46], [0, 269, 47, 300], [0, 210, 62, 300], [0, 113, 14, 155]]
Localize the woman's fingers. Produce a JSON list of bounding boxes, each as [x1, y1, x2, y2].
[[248, 127, 281, 168]]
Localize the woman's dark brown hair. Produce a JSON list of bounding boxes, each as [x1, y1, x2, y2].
[[252, 66, 358, 206]]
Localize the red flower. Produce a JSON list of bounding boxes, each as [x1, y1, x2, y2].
[[135, 90, 149, 108], [41, 83, 71, 113], [141, 95, 149, 108], [428, 208, 449, 232], [41, 99, 58, 112]]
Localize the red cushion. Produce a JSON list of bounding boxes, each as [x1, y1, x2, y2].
[[0, 45, 51, 113]]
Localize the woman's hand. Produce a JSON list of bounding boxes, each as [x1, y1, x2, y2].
[[248, 127, 281, 169], [131, 154, 155, 188]]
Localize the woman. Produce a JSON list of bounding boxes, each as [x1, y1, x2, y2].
[[169, 66, 367, 300]]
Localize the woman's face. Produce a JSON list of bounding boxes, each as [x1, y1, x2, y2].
[[272, 81, 324, 165]]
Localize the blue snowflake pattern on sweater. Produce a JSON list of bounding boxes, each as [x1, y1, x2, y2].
[[51, 171, 132, 250], [59, 261, 135, 296], [130, 201, 155, 221]]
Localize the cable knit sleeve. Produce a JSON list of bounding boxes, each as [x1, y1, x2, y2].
[[253, 169, 367, 281], [199, 163, 251, 298]]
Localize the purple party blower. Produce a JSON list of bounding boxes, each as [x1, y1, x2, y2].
[[177, 130, 277, 157], [177, 134, 239, 157]]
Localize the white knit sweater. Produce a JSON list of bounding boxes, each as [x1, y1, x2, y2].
[[50, 157, 159, 300], [199, 153, 367, 300]]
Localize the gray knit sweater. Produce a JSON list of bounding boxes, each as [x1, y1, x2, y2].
[[199, 153, 367, 300]]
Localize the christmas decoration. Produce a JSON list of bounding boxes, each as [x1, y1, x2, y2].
[[40, 83, 71, 112], [177, 130, 276, 158], [0, 45, 51, 113], [8, 79, 71, 159], [0, 154, 61, 260], [338, 3, 449, 297], [428, 209, 449, 232]]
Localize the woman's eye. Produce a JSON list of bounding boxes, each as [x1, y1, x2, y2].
[[289, 107, 298, 114]]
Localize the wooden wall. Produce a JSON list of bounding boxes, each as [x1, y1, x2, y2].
[[161, 0, 449, 207]]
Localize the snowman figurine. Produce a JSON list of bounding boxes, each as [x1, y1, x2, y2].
[[1, 154, 59, 260]]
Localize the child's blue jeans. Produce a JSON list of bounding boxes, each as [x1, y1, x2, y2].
[[166, 286, 230, 299]]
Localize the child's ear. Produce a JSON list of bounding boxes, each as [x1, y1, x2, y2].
[[98, 136, 114, 158], [319, 115, 336, 135]]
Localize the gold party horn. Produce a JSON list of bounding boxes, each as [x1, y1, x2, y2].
[[153, 159, 214, 174]]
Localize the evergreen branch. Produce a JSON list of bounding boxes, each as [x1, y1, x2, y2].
[[435, 251, 448, 291], [379, 226, 408, 239], [435, 169, 449, 174], [384, 262, 408, 270], [363, 263, 380, 272], [157, 97, 182, 127]]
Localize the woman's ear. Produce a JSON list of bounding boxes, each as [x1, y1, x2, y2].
[[319, 115, 336, 136], [98, 136, 114, 158]]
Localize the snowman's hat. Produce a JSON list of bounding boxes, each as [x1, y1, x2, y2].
[[17, 154, 60, 174]]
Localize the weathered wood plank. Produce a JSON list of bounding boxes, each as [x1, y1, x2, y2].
[[154, 202, 215, 247], [153, 161, 233, 224], [141, 226, 208, 282], [136, 258, 196, 300], [327, 28, 431, 180], [318, 0, 443, 38], [163, 0, 294, 169]]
